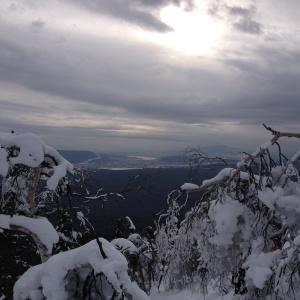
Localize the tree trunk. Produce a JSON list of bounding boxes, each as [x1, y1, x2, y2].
[[11, 225, 51, 263], [26, 167, 41, 216]]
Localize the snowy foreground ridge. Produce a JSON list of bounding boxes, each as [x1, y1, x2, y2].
[[14, 238, 150, 300]]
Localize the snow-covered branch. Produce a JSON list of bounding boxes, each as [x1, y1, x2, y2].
[[14, 238, 150, 300], [157, 125, 300, 299], [0, 132, 73, 191], [181, 125, 300, 193], [0, 214, 59, 262]]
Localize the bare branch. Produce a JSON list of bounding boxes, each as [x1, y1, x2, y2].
[[184, 146, 228, 176]]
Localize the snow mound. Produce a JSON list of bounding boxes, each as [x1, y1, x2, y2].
[[180, 183, 200, 191], [14, 238, 150, 300], [208, 195, 244, 249]]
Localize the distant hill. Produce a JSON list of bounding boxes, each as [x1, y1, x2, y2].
[[194, 144, 242, 158], [155, 155, 185, 165], [57, 145, 241, 168], [58, 150, 98, 164]]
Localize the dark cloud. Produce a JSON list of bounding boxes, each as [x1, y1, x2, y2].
[[208, 1, 263, 35], [226, 5, 263, 35], [30, 19, 46, 30], [134, 0, 195, 11], [218, 46, 300, 125], [233, 18, 262, 35], [0, 26, 299, 133], [0, 0, 299, 155], [68, 0, 195, 32], [207, 0, 223, 20]]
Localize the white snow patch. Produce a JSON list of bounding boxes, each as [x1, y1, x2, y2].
[[149, 286, 235, 300], [46, 164, 68, 190], [251, 140, 272, 157], [252, 265, 273, 289], [290, 150, 300, 164], [180, 183, 200, 191], [258, 187, 283, 210], [294, 234, 300, 246], [202, 168, 234, 186], [125, 216, 136, 230], [209, 195, 244, 249], [0, 148, 8, 176], [276, 194, 300, 213], [14, 238, 150, 300], [0, 132, 74, 190], [111, 238, 139, 255], [243, 242, 281, 289]]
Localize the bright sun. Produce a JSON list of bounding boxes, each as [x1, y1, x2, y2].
[[139, 5, 225, 56]]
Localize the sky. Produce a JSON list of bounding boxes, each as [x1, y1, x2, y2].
[[0, 0, 299, 156]]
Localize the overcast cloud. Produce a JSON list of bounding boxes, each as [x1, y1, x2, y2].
[[0, 0, 299, 156]]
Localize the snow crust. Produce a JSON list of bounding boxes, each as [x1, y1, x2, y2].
[[243, 238, 281, 289], [0, 214, 59, 254], [290, 150, 300, 164], [202, 168, 235, 186], [295, 234, 300, 246], [111, 238, 139, 255], [14, 238, 150, 300], [277, 194, 300, 213], [0, 133, 44, 167], [208, 195, 244, 249], [180, 183, 200, 191], [128, 233, 142, 243], [258, 187, 283, 210], [0, 148, 8, 176], [125, 216, 136, 230], [149, 286, 235, 300], [251, 140, 273, 157]]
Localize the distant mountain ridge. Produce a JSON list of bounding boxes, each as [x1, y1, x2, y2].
[[58, 144, 241, 167], [200, 143, 243, 156], [57, 150, 98, 164]]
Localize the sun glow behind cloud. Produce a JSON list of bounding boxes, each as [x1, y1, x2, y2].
[[138, 4, 226, 56]]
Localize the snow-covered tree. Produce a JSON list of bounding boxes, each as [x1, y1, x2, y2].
[[112, 216, 158, 293], [156, 125, 300, 299], [0, 132, 149, 300]]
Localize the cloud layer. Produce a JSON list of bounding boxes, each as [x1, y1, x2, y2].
[[0, 0, 299, 155]]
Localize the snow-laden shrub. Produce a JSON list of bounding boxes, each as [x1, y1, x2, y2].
[[14, 237, 150, 300], [0, 132, 149, 299], [156, 126, 300, 299]]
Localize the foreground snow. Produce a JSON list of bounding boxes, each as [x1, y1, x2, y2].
[[14, 238, 150, 300], [150, 287, 235, 300]]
